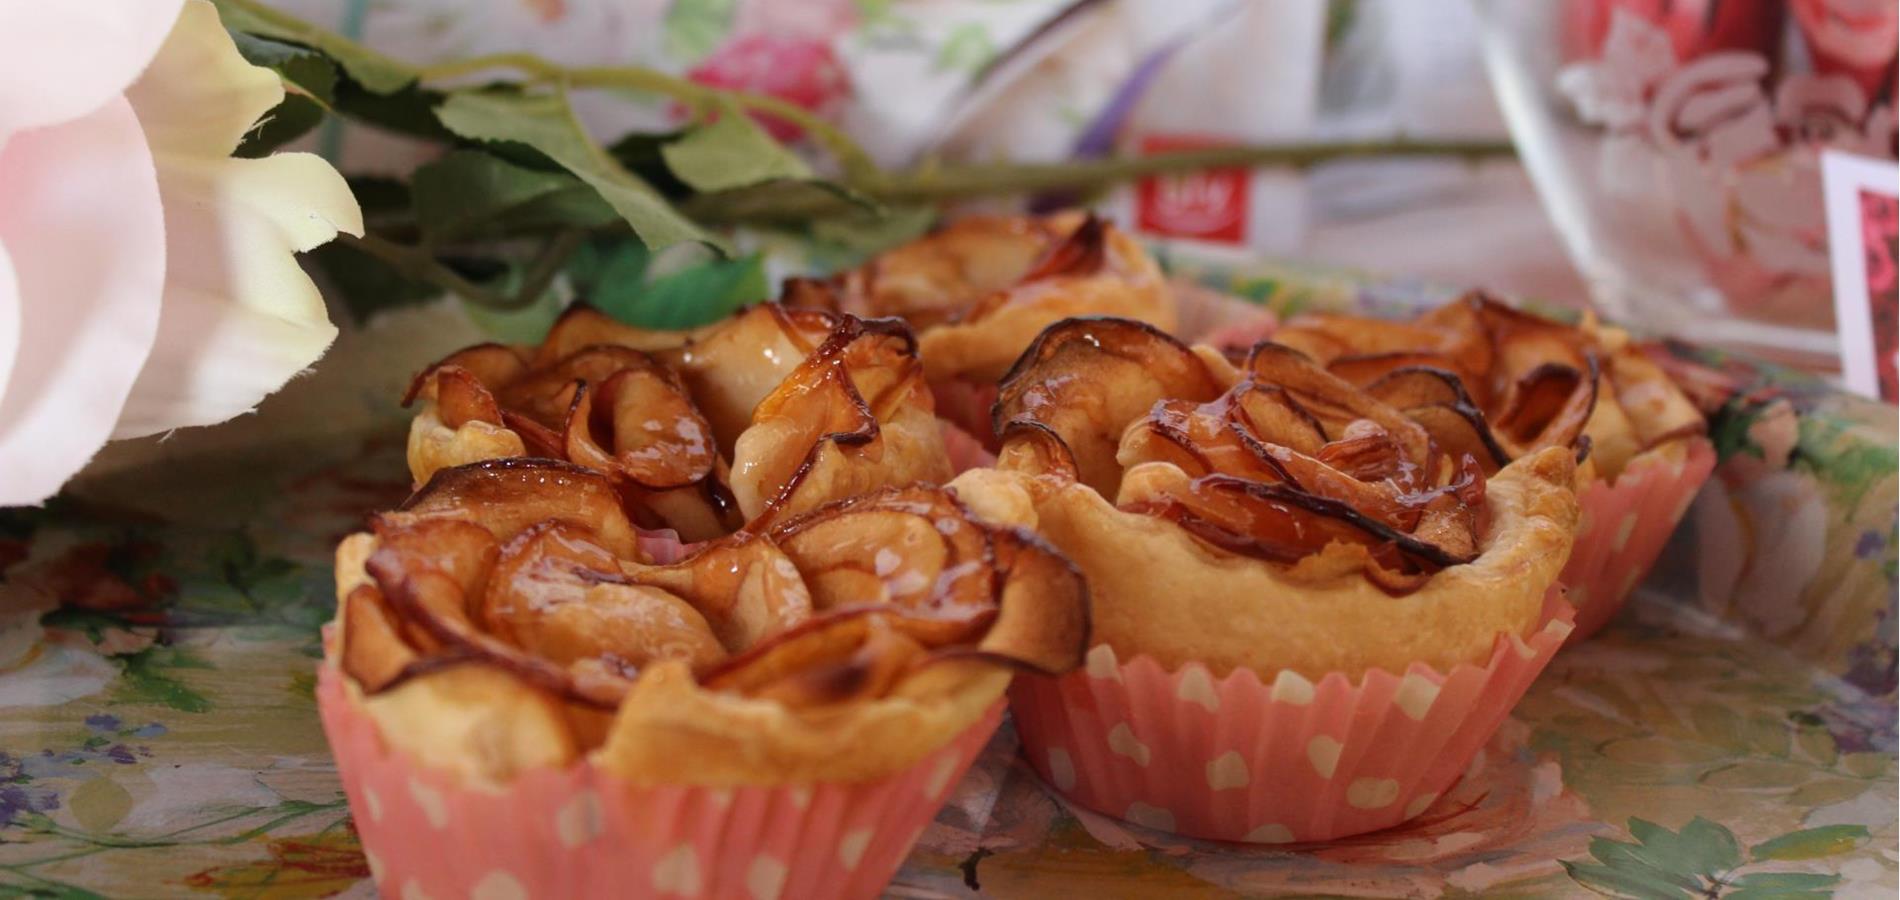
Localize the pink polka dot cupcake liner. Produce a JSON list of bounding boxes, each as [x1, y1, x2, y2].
[[1560, 438, 1715, 643], [1007, 590, 1575, 844], [317, 665, 1003, 900]]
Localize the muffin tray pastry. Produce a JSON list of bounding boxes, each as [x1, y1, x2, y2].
[[1269, 293, 1716, 640], [783, 212, 1175, 445], [950, 317, 1582, 841], [2, 254, 1890, 899]]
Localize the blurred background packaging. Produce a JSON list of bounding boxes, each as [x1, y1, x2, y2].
[[265, 0, 1895, 362]]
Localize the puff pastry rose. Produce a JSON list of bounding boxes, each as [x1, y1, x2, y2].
[[782, 213, 1175, 447], [330, 458, 1088, 786], [950, 317, 1581, 679], [402, 304, 952, 539], [1268, 292, 1706, 486], [1265, 292, 1714, 638]]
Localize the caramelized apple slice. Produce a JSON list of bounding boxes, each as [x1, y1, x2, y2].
[[622, 537, 814, 654], [395, 458, 641, 560], [478, 521, 727, 676], [995, 317, 1225, 496], [767, 486, 995, 634], [1117, 465, 1476, 579], [1494, 358, 1600, 454], [731, 316, 952, 523], [994, 421, 1080, 481], [535, 305, 694, 364], [339, 583, 418, 693], [402, 343, 531, 408], [662, 304, 840, 454], [974, 527, 1090, 674], [700, 608, 933, 709], [498, 345, 658, 430], [1242, 343, 1437, 474], [1363, 367, 1513, 471]]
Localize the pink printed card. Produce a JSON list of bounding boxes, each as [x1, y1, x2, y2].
[[1823, 150, 1900, 403]]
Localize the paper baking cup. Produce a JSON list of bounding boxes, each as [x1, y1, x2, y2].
[[1008, 590, 1573, 843], [318, 666, 1002, 900], [940, 419, 997, 474], [1560, 438, 1715, 642], [930, 379, 1000, 450]]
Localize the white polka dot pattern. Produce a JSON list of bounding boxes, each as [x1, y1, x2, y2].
[[363, 786, 384, 823], [651, 845, 701, 896], [1004, 586, 1578, 843], [1393, 673, 1440, 721], [1270, 670, 1315, 705], [1612, 513, 1638, 552], [1346, 778, 1400, 809], [1306, 736, 1342, 778], [1204, 752, 1249, 790], [471, 870, 527, 900], [1107, 723, 1152, 766], [406, 778, 447, 829], [1046, 748, 1077, 791], [1085, 644, 1122, 681], [1174, 666, 1219, 712], [555, 791, 602, 849], [837, 828, 872, 871], [746, 856, 787, 900], [923, 753, 959, 800]]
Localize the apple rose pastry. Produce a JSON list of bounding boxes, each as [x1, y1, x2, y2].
[[781, 212, 1175, 445], [322, 458, 1087, 898], [948, 317, 1582, 843], [402, 304, 953, 540], [1268, 292, 1715, 639]]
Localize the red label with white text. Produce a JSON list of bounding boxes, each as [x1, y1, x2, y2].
[[1134, 134, 1248, 244]]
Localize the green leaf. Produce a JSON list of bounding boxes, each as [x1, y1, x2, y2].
[[1749, 825, 1871, 861], [807, 204, 936, 258], [664, 0, 737, 61], [1726, 872, 1842, 892], [212, 0, 415, 93], [332, 81, 456, 142], [1677, 817, 1745, 875], [113, 647, 213, 713], [590, 252, 767, 329], [1625, 817, 1743, 880], [228, 31, 339, 156], [935, 23, 995, 74], [568, 239, 652, 291], [307, 241, 440, 324], [662, 105, 813, 193], [413, 150, 616, 243], [459, 263, 572, 344], [1561, 861, 1696, 900], [1587, 838, 1704, 892], [686, 179, 876, 226], [435, 90, 721, 252], [235, 93, 327, 157], [227, 31, 338, 103]]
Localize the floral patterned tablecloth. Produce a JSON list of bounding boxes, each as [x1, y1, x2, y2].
[[1, 268, 1894, 899]]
